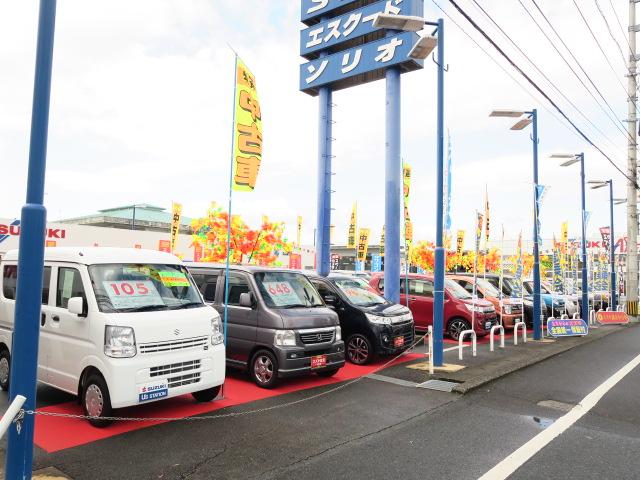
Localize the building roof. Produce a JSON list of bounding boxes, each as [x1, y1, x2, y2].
[[3, 247, 182, 265], [58, 205, 192, 227]]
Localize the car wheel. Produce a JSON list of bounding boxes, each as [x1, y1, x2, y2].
[[82, 373, 113, 428], [316, 368, 339, 378], [250, 350, 279, 389], [191, 385, 222, 402], [0, 349, 10, 391], [447, 318, 471, 341], [346, 334, 373, 365]]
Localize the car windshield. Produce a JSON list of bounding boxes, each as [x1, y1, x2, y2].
[[254, 271, 324, 308], [334, 279, 387, 306], [478, 279, 501, 297], [89, 264, 203, 313], [446, 279, 472, 299], [523, 281, 551, 295]]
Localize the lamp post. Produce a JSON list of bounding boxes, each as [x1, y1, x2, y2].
[[551, 153, 589, 323], [589, 180, 623, 310], [489, 109, 543, 340], [374, 13, 444, 365]]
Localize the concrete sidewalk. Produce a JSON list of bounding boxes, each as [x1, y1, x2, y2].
[[374, 323, 635, 394]]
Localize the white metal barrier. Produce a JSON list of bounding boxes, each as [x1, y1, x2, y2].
[[589, 309, 596, 326], [489, 325, 505, 352], [0, 395, 26, 440], [573, 313, 580, 319], [458, 329, 477, 360], [427, 325, 434, 375], [514, 321, 527, 345], [560, 314, 569, 319]]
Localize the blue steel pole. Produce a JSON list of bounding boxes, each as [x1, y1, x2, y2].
[[6, 1, 56, 478], [432, 18, 445, 366], [384, 66, 401, 303], [316, 84, 332, 277], [609, 180, 617, 310], [580, 153, 589, 322], [531, 109, 542, 340]]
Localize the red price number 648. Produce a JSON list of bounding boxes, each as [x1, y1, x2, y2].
[[268, 283, 291, 295]]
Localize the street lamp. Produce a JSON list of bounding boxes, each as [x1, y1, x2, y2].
[[589, 179, 621, 310], [551, 153, 589, 322], [489, 109, 543, 341], [374, 12, 445, 366]]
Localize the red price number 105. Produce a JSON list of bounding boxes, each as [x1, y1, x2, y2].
[[268, 283, 291, 296], [110, 282, 150, 296]]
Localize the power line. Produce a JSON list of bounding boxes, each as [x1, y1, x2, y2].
[[517, 0, 631, 148], [529, 0, 633, 141], [593, 0, 627, 65], [447, 0, 638, 189], [469, 0, 627, 154], [608, 0, 633, 55], [429, 0, 583, 144], [571, 0, 630, 99]]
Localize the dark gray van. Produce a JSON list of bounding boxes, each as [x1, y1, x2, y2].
[[187, 264, 345, 388]]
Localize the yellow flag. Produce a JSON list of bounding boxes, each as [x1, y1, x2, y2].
[[456, 230, 465, 255], [403, 163, 412, 245], [476, 212, 483, 251], [297, 216, 302, 247], [232, 57, 263, 192], [357, 228, 370, 262], [170, 202, 182, 253], [347, 203, 357, 248], [380, 226, 385, 257], [484, 186, 490, 243]]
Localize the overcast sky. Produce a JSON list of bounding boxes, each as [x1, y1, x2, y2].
[[0, 0, 634, 252]]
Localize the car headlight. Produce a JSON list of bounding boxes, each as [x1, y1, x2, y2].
[[274, 330, 296, 346], [503, 305, 513, 315], [464, 304, 483, 313], [104, 326, 136, 358], [366, 313, 392, 325], [335, 326, 342, 341], [211, 316, 224, 345]]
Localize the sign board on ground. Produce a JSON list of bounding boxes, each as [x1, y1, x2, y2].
[[547, 318, 588, 337], [595, 311, 629, 325]]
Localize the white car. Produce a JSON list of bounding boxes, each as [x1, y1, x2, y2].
[[0, 247, 225, 427]]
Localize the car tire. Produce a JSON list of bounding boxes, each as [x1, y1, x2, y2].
[[0, 349, 10, 391], [447, 318, 471, 341], [346, 334, 373, 365], [82, 373, 113, 428], [250, 349, 279, 389], [191, 385, 222, 403], [316, 368, 339, 378]]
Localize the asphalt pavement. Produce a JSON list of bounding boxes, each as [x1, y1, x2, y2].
[[1, 324, 639, 479]]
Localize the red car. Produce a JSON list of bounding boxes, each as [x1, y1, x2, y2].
[[369, 273, 498, 340]]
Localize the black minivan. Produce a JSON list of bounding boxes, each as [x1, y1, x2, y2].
[[187, 264, 345, 388], [306, 274, 415, 365]]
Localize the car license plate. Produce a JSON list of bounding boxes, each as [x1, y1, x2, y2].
[[311, 355, 327, 369], [485, 322, 492, 330], [394, 336, 405, 347], [138, 380, 168, 403]]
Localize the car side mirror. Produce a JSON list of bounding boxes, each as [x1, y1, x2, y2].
[[323, 294, 338, 306], [239, 292, 253, 308], [68, 297, 87, 317]]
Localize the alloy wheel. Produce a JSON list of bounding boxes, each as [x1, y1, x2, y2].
[[254, 355, 274, 384], [0, 357, 9, 386], [449, 320, 469, 340], [347, 336, 369, 364], [85, 384, 104, 417]]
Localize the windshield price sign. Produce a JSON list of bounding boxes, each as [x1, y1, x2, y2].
[[103, 281, 164, 309], [300, 31, 422, 95], [264, 282, 302, 306], [300, 0, 423, 59], [547, 318, 588, 337]]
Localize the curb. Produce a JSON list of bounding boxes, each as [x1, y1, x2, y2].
[[450, 324, 635, 394]]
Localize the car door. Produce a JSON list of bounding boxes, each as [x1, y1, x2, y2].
[[47, 265, 91, 394], [406, 279, 434, 329], [38, 266, 53, 383], [215, 272, 258, 365], [191, 269, 221, 304]]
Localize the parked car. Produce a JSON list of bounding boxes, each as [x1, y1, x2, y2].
[[188, 264, 345, 388], [0, 248, 226, 427], [368, 273, 498, 340], [522, 280, 575, 318], [448, 275, 524, 328], [306, 274, 414, 364]]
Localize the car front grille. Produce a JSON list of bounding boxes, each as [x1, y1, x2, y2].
[[139, 336, 209, 354], [150, 360, 201, 378], [168, 372, 201, 389], [299, 330, 335, 345]]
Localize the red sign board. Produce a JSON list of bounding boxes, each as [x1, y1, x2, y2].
[[595, 311, 629, 325], [158, 240, 171, 253], [289, 253, 302, 270], [193, 243, 203, 262]]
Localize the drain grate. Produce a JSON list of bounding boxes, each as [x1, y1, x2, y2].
[[416, 379, 460, 392]]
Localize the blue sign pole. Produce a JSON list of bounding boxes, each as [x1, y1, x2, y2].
[[432, 18, 445, 366], [316, 82, 332, 277], [579, 153, 589, 322], [608, 180, 617, 310], [384, 64, 401, 304], [6, 1, 56, 478], [531, 109, 542, 341]]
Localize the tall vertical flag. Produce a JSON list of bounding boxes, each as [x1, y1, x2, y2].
[[512, 231, 523, 297], [380, 226, 385, 258], [403, 162, 413, 246], [456, 230, 465, 255], [535, 185, 549, 245], [475, 212, 483, 273], [560, 221, 569, 270], [232, 57, 263, 192], [444, 132, 453, 234], [297, 215, 303, 248], [552, 236, 564, 293], [357, 228, 371, 264], [484, 185, 490, 245], [170, 202, 182, 253], [347, 203, 357, 248]]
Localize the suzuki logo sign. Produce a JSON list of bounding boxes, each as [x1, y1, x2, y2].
[[0, 220, 67, 245]]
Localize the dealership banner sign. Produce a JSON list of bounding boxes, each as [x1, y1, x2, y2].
[[596, 311, 629, 325], [170, 202, 182, 253], [357, 227, 370, 262], [348, 203, 357, 248], [547, 318, 588, 337]]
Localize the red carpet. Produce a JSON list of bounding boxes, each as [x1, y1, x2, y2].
[[33, 354, 422, 453]]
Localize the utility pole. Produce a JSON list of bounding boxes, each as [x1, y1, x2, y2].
[[627, 0, 639, 319]]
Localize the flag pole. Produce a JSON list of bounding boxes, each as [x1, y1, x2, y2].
[[223, 53, 238, 348]]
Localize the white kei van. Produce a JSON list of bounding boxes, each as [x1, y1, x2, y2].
[[0, 248, 225, 427]]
